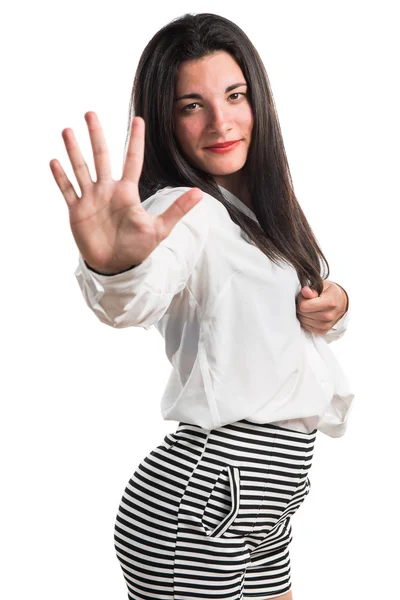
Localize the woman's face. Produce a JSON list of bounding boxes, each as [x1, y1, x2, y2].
[[173, 51, 253, 189]]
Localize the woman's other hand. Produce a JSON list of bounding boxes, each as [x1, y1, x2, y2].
[[296, 281, 349, 334]]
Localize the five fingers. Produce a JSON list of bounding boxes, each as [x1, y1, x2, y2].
[[50, 114, 193, 217]]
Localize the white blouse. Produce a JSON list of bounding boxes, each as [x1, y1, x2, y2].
[[74, 185, 355, 437]]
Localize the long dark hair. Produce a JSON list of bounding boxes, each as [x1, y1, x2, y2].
[[123, 12, 330, 293]]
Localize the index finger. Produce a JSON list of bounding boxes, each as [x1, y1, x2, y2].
[[122, 116, 145, 184]]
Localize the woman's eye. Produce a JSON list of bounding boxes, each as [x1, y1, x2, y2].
[[182, 102, 199, 112], [229, 92, 246, 101]]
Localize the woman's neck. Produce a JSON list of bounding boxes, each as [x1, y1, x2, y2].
[[215, 172, 254, 211]]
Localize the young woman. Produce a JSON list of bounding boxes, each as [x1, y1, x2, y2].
[[50, 12, 354, 600]]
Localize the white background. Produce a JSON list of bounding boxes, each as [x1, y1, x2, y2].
[[1, 1, 399, 599]]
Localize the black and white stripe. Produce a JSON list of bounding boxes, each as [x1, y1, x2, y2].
[[114, 419, 317, 599]]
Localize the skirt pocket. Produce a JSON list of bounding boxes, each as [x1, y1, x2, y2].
[[200, 465, 241, 538]]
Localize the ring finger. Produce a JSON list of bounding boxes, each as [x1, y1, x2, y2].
[[62, 127, 93, 192]]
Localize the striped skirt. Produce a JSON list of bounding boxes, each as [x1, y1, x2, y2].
[[114, 419, 317, 599]]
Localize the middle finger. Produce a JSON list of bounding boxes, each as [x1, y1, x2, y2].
[[84, 112, 112, 181]]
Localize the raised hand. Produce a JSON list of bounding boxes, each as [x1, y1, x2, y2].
[[49, 112, 203, 274]]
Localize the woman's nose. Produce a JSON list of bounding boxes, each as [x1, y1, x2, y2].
[[207, 104, 233, 133]]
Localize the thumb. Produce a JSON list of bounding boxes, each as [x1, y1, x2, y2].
[[301, 285, 319, 299]]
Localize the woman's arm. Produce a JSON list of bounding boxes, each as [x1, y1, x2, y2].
[[74, 187, 210, 330]]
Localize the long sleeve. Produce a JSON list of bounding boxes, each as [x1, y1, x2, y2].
[[74, 187, 210, 330], [320, 282, 350, 344], [320, 305, 350, 343]]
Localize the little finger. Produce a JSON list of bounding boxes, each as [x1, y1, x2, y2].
[[49, 158, 79, 208]]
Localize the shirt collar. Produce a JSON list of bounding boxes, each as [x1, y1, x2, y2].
[[217, 185, 258, 223]]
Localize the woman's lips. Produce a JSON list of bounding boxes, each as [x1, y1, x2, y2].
[[205, 140, 241, 153]]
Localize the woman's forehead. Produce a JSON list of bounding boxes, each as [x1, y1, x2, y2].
[[175, 52, 245, 91]]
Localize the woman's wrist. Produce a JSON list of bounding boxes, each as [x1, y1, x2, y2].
[[84, 260, 141, 276], [336, 284, 349, 314]]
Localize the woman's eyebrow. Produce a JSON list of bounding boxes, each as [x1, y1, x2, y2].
[[174, 82, 247, 102]]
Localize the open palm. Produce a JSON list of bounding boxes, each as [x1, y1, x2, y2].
[[49, 112, 203, 274]]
